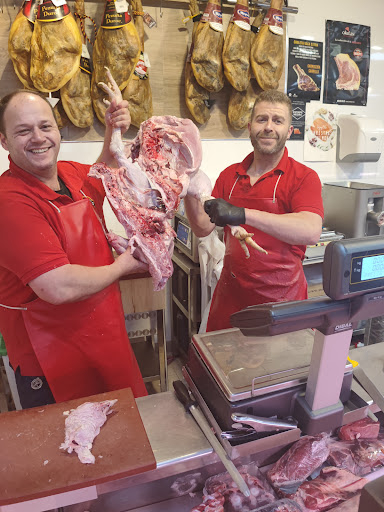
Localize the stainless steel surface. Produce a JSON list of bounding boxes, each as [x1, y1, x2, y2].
[[189, 404, 251, 497], [323, 181, 384, 238], [353, 364, 384, 414], [231, 413, 298, 433], [191, 328, 322, 401]]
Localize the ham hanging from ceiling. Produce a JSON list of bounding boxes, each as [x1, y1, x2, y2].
[[91, 0, 140, 124], [250, 0, 284, 90], [222, 0, 251, 92], [185, 0, 210, 125], [8, 0, 36, 90], [191, 0, 224, 93], [122, 0, 153, 128], [60, 0, 93, 128], [30, 0, 82, 92]]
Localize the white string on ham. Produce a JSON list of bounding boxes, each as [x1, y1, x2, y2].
[[89, 67, 266, 291]]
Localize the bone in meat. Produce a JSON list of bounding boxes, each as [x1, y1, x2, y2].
[[293, 64, 319, 92], [30, 9, 82, 92], [185, 0, 210, 125], [60, 399, 117, 464], [335, 53, 360, 91], [222, 0, 251, 92], [191, 0, 225, 93], [60, 0, 93, 128], [8, 8, 35, 89], [122, 0, 153, 128], [250, 0, 284, 90]]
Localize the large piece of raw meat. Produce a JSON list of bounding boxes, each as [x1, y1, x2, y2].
[[91, 1, 140, 124], [122, 0, 153, 128], [60, 0, 93, 128], [8, 7, 35, 89], [327, 436, 384, 476], [30, 6, 82, 92], [222, 0, 251, 92], [267, 433, 330, 495], [191, 0, 224, 93], [334, 53, 360, 91], [90, 71, 265, 289], [292, 466, 367, 511], [60, 399, 117, 464], [338, 417, 380, 441], [185, 0, 210, 125], [250, 0, 284, 90]]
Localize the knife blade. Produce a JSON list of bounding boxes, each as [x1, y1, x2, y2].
[[173, 380, 251, 498]]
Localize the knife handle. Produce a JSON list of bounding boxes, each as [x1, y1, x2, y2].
[[173, 380, 196, 411]]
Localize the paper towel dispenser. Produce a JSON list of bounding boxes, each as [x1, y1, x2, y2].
[[337, 114, 384, 163]]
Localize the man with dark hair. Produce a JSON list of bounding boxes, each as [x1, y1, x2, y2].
[[0, 90, 148, 408], [184, 91, 323, 332]]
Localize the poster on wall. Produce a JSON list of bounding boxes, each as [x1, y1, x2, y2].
[[323, 20, 370, 106], [290, 100, 306, 141], [304, 102, 338, 162], [287, 38, 323, 102]]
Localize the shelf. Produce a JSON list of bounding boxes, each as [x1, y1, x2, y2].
[[172, 251, 201, 275], [131, 339, 161, 383], [172, 294, 189, 319]]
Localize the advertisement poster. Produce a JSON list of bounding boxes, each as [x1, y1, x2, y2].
[[290, 100, 306, 141], [324, 20, 370, 106], [304, 102, 338, 162], [287, 38, 323, 102]]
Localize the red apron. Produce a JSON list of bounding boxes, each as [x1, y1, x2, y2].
[[206, 176, 307, 332], [21, 197, 147, 402]]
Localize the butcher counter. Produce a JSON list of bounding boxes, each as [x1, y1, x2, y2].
[[1, 343, 384, 512]]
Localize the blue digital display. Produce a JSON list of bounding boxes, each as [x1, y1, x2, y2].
[[360, 254, 384, 281], [176, 222, 191, 249]]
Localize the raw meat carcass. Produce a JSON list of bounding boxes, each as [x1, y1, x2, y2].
[[334, 54, 361, 91], [191, 0, 225, 93], [60, 399, 117, 464], [326, 494, 360, 512], [8, 6, 35, 89], [122, 0, 153, 128], [60, 0, 93, 128], [185, 0, 211, 125], [222, 0, 251, 92], [338, 417, 380, 441], [267, 433, 330, 495], [250, 0, 284, 90], [293, 64, 319, 92], [228, 79, 262, 131], [327, 437, 384, 476], [30, 5, 82, 92], [91, 0, 140, 124], [292, 466, 367, 511]]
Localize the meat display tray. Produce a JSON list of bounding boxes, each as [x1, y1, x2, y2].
[[186, 328, 353, 431]]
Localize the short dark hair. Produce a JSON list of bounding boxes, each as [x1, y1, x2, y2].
[[0, 90, 58, 135], [251, 90, 292, 124]]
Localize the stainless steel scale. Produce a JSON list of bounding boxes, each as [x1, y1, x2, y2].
[[185, 236, 384, 438]]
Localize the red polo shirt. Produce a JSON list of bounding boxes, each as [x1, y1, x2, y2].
[[212, 148, 324, 259], [0, 159, 106, 375]]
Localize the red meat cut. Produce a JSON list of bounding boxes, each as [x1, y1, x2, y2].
[[267, 433, 330, 495], [338, 417, 380, 441], [334, 53, 360, 91], [328, 436, 384, 476], [292, 466, 367, 511]]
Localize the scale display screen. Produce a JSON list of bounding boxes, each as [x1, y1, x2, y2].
[[176, 221, 191, 249], [323, 237, 384, 299]]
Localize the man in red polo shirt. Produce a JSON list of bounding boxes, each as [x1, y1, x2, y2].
[[0, 90, 148, 408], [184, 90, 324, 332]]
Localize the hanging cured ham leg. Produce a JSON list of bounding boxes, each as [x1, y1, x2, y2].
[[8, 2, 35, 89], [222, 0, 251, 92], [250, 0, 284, 90]]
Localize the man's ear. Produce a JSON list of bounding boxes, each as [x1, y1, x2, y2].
[[287, 125, 294, 140], [0, 133, 8, 152]]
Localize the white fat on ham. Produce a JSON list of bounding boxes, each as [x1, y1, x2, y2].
[[60, 399, 117, 464]]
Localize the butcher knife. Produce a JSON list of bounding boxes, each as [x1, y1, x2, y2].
[[348, 356, 382, 418], [173, 380, 251, 498]]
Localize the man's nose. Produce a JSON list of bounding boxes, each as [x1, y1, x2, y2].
[[30, 128, 45, 141], [264, 119, 273, 131]]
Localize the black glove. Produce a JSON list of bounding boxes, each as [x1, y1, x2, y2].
[[204, 198, 245, 227]]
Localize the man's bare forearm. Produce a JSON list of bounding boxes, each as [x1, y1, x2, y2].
[[183, 195, 215, 238], [245, 209, 322, 245]]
